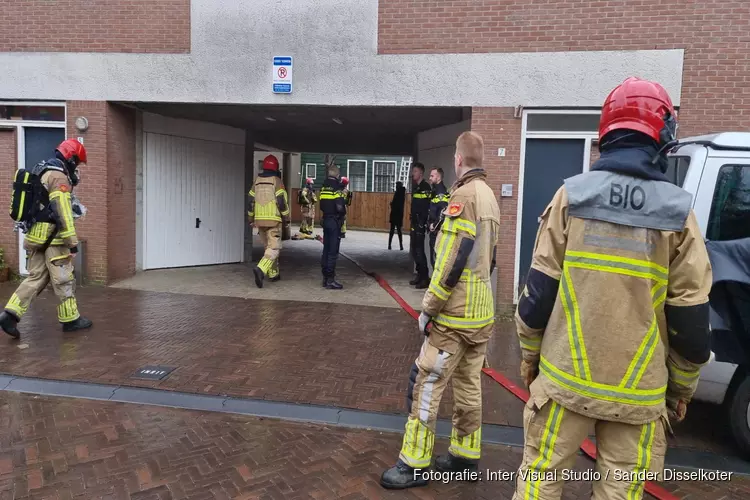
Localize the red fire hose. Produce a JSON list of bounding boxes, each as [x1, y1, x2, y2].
[[315, 237, 679, 499]]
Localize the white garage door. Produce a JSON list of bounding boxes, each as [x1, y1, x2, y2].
[[143, 126, 245, 270]]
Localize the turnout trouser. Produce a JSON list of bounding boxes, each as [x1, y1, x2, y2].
[[398, 325, 488, 468], [257, 224, 281, 279], [301, 207, 315, 234], [513, 383, 668, 500], [410, 225, 429, 281], [321, 216, 342, 278], [4, 246, 80, 323]]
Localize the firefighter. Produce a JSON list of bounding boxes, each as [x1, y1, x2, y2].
[[512, 77, 712, 499], [427, 167, 450, 268], [0, 139, 93, 339], [320, 165, 346, 290], [340, 176, 353, 238], [380, 131, 500, 489], [249, 155, 290, 288], [299, 177, 317, 238], [409, 163, 432, 289]]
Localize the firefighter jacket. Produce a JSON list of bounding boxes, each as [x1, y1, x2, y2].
[[299, 186, 317, 207], [319, 176, 346, 219], [24, 161, 78, 251], [515, 146, 713, 425], [248, 170, 289, 228], [422, 168, 500, 352], [428, 181, 450, 232], [410, 179, 432, 229]]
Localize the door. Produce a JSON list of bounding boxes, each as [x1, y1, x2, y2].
[[18, 127, 66, 275], [518, 139, 585, 293], [144, 133, 245, 269]]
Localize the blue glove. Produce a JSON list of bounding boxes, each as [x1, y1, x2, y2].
[[418, 312, 432, 336]]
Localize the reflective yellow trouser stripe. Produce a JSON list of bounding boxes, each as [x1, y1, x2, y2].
[[57, 297, 80, 322], [449, 427, 481, 460], [524, 400, 565, 500], [620, 284, 667, 389], [258, 258, 273, 275], [540, 357, 666, 405], [399, 417, 435, 468], [626, 420, 657, 500], [5, 293, 28, 319]]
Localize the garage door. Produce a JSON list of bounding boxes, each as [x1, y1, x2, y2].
[[518, 139, 585, 293], [144, 132, 245, 270]]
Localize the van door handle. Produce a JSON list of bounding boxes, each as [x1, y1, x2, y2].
[[195, 218, 201, 228]]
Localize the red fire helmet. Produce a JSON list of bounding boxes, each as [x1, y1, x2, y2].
[[56, 138, 88, 164]]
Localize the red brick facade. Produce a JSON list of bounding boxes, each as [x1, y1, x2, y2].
[[378, 0, 750, 138], [0, 0, 190, 53], [0, 128, 18, 275]]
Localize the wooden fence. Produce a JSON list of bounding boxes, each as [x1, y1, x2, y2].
[[290, 189, 411, 231]]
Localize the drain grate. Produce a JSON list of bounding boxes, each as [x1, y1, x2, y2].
[[131, 366, 176, 381]]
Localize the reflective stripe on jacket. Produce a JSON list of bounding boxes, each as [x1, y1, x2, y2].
[[24, 170, 78, 250], [422, 169, 500, 352], [516, 169, 712, 425]]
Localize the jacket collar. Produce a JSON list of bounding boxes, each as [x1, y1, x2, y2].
[[591, 146, 670, 182], [431, 181, 447, 194], [452, 168, 486, 191]]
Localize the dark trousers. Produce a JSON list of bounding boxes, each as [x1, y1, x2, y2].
[[429, 232, 437, 268], [321, 216, 342, 278], [410, 226, 429, 281], [389, 224, 403, 249]]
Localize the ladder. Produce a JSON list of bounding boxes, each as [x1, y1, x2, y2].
[[396, 156, 412, 192]]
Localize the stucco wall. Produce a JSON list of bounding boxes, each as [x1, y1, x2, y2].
[[0, 0, 682, 107]]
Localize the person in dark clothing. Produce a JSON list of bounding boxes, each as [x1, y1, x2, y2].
[[389, 181, 406, 250], [409, 162, 432, 289], [427, 167, 450, 267], [319, 165, 346, 290]]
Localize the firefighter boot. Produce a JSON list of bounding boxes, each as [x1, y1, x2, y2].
[[269, 274, 281, 282], [325, 278, 343, 290], [380, 460, 429, 489], [434, 454, 479, 479], [253, 266, 264, 288], [62, 316, 93, 333], [0, 311, 20, 339]]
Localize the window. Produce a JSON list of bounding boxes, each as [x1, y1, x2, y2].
[[373, 161, 397, 192], [665, 156, 691, 187], [526, 113, 600, 133], [0, 104, 65, 122], [347, 160, 367, 191], [707, 164, 750, 241], [305, 163, 317, 179]]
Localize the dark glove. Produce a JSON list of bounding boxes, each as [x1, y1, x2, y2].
[[69, 246, 78, 254]]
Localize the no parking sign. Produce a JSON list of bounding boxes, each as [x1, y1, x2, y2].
[[273, 56, 293, 94]]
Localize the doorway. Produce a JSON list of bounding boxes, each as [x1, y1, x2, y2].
[[18, 127, 66, 275]]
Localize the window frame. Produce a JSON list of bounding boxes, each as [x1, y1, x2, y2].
[[346, 159, 368, 192], [305, 163, 317, 180], [371, 160, 398, 193], [706, 163, 750, 242]]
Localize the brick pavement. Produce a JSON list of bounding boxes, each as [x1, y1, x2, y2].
[[0, 283, 524, 429], [1, 392, 748, 500]]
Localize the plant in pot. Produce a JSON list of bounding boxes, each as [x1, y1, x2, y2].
[[0, 248, 8, 283]]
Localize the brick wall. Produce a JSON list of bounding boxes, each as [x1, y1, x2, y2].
[[378, 0, 750, 138], [0, 129, 18, 274], [470, 108, 522, 310], [0, 0, 190, 53], [67, 102, 109, 282], [106, 105, 137, 282]]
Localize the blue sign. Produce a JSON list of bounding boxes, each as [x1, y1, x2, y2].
[[273, 56, 293, 94]]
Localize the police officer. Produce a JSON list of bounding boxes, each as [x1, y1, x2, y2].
[[0, 139, 93, 339], [299, 177, 317, 238], [381, 132, 500, 489], [409, 163, 432, 289], [319, 165, 346, 290], [340, 176, 353, 238], [513, 77, 712, 499], [427, 167, 450, 268], [249, 155, 290, 288]]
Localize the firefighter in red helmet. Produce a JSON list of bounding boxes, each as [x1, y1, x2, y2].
[[512, 77, 712, 499], [0, 139, 93, 339], [298, 177, 317, 238], [248, 154, 290, 288], [340, 176, 352, 238]]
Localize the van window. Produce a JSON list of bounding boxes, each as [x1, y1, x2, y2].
[[707, 165, 750, 241], [665, 156, 690, 187]]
